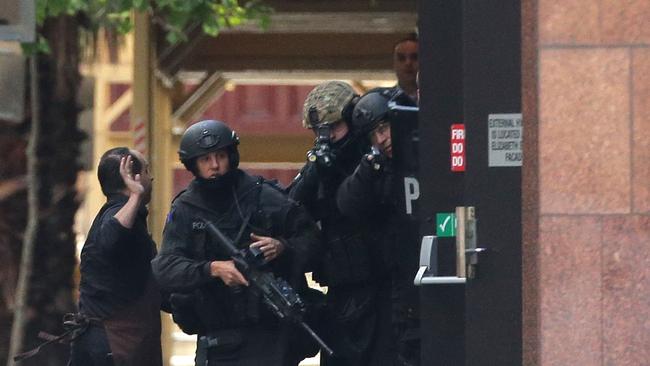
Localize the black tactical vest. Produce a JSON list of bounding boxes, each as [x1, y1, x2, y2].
[[172, 172, 286, 332]]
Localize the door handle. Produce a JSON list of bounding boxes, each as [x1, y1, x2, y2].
[[413, 236, 466, 285], [413, 207, 485, 285], [415, 271, 467, 284], [457, 206, 486, 279], [465, 248, 487, 254]]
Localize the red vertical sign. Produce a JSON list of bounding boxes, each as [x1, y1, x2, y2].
[[451, 124, 465, 172]]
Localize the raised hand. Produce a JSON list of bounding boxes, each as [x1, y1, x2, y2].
[[119, 155, 145, 197]]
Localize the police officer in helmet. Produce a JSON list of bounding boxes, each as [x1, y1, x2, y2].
[[288, 81, 396, 366], [152, 120, 321, 366], [289, 81, 368, 211], [337, 89, 421, 366]]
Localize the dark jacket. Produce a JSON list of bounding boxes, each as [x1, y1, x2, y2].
[[290, 137, 400, 365], [288, 135, 388, 286], [75, 194, 162, 366], [337, 154, 421, 359], [336, 155, 397, 272], [79, 195, 158, 318]]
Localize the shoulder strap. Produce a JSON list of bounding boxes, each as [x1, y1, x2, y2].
[[230, 177, 265, 240], [260, 176, 285, 193], [255, 176, 266, 209], [171, 188, 187, 204], [233, 212, 253, 245]]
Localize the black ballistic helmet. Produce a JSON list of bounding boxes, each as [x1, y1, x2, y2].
[[352, 88, 393, 135], [178, 119, 240, 170]]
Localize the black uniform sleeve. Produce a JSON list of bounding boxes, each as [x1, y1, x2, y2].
[[280, 203, 322, 272], [262, 185, 322, 273], [288, 160, 347, 223], [94, 206, 132, 256], [151, 203, 213, 293], [287, 163, 319, 212], [336, 155, 383, 223]]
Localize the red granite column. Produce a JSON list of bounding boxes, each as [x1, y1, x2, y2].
[[523, 0, 650, 365]]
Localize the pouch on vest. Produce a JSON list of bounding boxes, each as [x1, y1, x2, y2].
[[169, 292, 204, 335], [197, 329, 244, 361]]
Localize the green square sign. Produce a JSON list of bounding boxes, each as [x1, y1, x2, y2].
[[436, 213, 456, 237]]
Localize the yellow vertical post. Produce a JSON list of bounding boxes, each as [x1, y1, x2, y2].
[[132, 11, 175, 366], [87, 67, 109, 217], [149, 76, 174, 240]]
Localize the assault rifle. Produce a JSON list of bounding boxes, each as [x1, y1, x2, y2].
[[204, 221, 334, 357], [306, 106, 334, 167]]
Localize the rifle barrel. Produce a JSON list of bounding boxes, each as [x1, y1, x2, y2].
[[300, 322, 334, 357], [205, 222, 239, 255]]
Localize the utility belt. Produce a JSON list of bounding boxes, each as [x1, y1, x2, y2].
[[13, 313, 102, 362], [171, 286, 279, 336]]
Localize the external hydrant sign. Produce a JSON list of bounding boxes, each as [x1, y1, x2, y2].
[[488, 113, 522, 167], [450, 124, 465, 172]]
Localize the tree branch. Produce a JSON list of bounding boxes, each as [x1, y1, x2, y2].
[[6, 54, 40, 366]]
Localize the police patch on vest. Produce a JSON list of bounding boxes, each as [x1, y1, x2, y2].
[[192, 221, 206, 230]]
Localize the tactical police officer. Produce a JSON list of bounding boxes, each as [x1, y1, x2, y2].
[[152, 120, 321, 366], [337, 89, 421, 366], [287, 81, 396, 366]]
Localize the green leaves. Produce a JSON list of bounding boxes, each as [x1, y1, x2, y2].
[[21, 36, 51, 56], [28, 0, 273, 49], [132, 0, 149, 10], [154, 0, 272, 43]]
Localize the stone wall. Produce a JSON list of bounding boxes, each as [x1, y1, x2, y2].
[[523, 1, 650, 365]]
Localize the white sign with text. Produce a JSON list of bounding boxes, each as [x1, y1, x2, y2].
[[488, 113, 522, 167]]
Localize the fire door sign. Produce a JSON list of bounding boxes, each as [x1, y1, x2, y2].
[[450, 124, 465, 172], [488, 113, 522, 167]]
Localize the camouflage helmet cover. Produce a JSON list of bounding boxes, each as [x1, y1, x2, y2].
[[302, 81, 357, 128]]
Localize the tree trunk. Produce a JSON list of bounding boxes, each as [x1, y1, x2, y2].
[[0, 125, 28, 364], [0, 14, 83, 365]]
